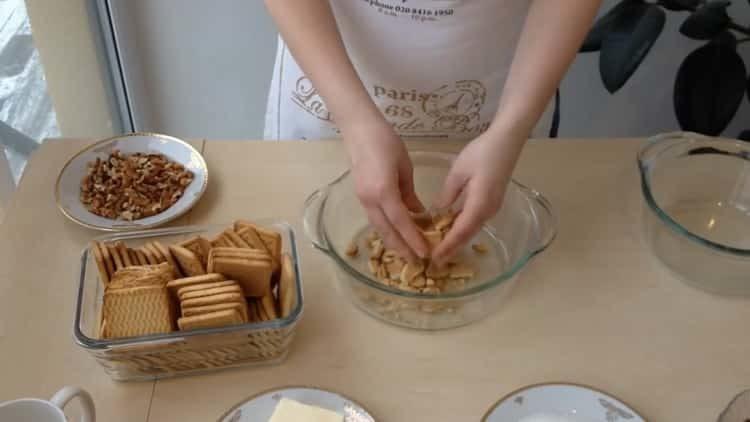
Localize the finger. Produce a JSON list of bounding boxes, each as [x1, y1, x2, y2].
[[432, 191, 487, 263], [365, 206, 417, 262], [381, 195, 429, 259], [434, 169, 468, 210], [399, 166, 425, 213]]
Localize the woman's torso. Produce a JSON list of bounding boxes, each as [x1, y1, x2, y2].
[[265, 0, 551, 141]]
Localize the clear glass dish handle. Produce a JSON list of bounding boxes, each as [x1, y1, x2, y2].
[[516, 181, 558, 256], [303, 187, 332, 254], [304, 181, 558, 258]]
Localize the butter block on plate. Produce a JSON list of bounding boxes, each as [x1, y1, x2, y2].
[[269, 398, 343, 422]]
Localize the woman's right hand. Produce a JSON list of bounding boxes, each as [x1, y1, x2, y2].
[[343, 117, 429, 261]]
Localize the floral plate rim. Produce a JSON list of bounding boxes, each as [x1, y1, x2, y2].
[[217, 385, 376, 422], [481, 381, 648, 422]]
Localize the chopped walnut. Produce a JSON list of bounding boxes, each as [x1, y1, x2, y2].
[[80, 150, 193, 221]]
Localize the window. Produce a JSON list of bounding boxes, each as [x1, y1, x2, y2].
[[0, 0, 59, 188]]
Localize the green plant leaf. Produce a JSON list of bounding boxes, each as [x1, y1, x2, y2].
[[739, 130, 750, 141], [660, 0, 701, 11], [679, 1, 731, 40], [714, 30, 739, 47], [674, 38, 747, 135], [599, 3, 666, 93], [581, 0, 643, 53]]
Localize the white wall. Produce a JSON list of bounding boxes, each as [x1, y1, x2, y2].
[[108, 0, 277, 139], [110, 0, 749, 139]]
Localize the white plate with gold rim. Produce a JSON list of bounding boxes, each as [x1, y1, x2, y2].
[[482, 382, 647, 422], [55, 132, 207, 232], [217, 386, 375, 422]]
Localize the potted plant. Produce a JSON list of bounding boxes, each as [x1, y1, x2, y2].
[[580, 0, 749, 139]]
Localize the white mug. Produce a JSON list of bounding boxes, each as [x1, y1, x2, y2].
[[0, 386, 95, 422]]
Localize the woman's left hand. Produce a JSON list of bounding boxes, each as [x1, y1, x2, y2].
[[431, 128, 525, 263]]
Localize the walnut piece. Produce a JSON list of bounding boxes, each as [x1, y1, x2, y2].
[[80, 150, 194, 221]]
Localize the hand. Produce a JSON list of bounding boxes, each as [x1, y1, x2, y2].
[[343, 117, 428, 261], [431, 129, 524, 263]]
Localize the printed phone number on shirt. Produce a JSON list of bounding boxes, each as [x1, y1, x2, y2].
[[363, 0, 454, 18], [395, 6, 454, 16]]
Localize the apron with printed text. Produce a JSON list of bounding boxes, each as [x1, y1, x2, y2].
[[264, 0, 552, 140]]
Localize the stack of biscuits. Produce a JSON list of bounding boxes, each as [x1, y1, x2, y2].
[[91, 239, 179, 285], [98, 262, 175, 339], [92, 220, 297, 340]]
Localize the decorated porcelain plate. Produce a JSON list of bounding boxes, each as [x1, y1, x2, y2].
[[217, 386, 375, 422], [56, 132, 207, 231], [483, 382, 647, 422]]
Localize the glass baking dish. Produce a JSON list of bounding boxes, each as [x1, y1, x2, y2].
[[304, 151, 556, 330], [639, 132, 750, 296], [73, 222, 304, 382]]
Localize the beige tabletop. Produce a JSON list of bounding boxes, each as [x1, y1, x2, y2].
[[0, 138, 748, 422]]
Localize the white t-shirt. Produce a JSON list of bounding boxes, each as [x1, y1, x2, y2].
[[264, 0, 552, 141]]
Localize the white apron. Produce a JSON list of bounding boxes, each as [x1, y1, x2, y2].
[[264, 0, 552, 141]]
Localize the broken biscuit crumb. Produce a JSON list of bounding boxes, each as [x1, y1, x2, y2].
[[368, 258, 379, 275], [351, 211, 479, 298], [400, 260, 425, 284], [422, 230, 443, 251], [412, 275, 427, 288], [345, 242, 359, 258], [449, 263, 475, 280], [472, 243, 488, 254], [433, 212, 455, 232], [370, 239, 384, 260]]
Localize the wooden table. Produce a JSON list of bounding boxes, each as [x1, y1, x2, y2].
[[0, 139, 748, 422]]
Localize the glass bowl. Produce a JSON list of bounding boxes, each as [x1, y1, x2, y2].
[[74, 222, 304, 381], [639, 132, 750, 297], [303, 151, 557, 330]]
